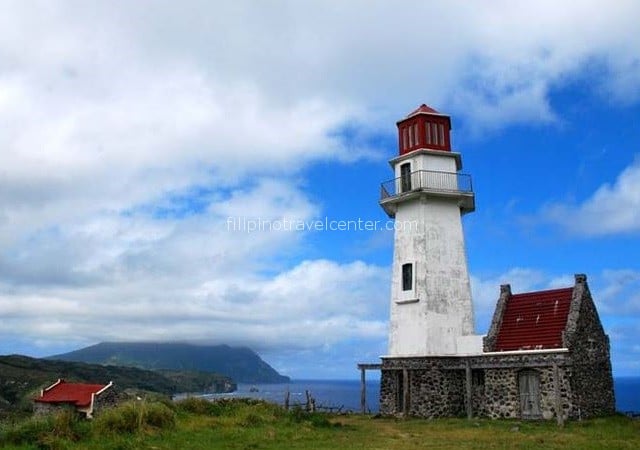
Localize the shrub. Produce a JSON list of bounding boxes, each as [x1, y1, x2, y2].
[[0, 409, 88, 448], [144, 402, 176, 429], [93, 401, 175, 435], [176, 397, 284, 418], [241, 413, 265, 427], [0, 416, 52, 446], [286, 407, 332, 427], [175, 397, 216, 415]]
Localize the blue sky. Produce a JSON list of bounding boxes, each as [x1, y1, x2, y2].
[[1, 1, 639, 379]]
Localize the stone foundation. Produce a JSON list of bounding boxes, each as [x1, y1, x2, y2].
[[379, 350, 611, 420]]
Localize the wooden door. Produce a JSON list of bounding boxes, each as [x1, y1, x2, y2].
[[519, 370, 541, 419]]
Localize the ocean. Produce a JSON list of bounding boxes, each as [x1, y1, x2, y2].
[[199, 377, 640, 414]]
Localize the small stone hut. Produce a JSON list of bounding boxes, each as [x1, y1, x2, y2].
[[379, 274, 616, 420], [34, 379, 115, 419]]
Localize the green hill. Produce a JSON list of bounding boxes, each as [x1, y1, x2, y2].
[[49, 342, 290, 384], [0, 354, 235, 415]]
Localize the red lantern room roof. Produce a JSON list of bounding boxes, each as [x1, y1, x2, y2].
[[406, 104, 441, 117]]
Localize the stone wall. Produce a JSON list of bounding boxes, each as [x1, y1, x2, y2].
[[380, 357, 466, 417], [563, 275, 615, 418], [93, 388, 122, 416], [33, 402, 78, 417], [483, 284, 511, 352], [380, 352, 575, 420]]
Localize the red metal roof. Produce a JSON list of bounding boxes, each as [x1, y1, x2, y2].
[[406, 104, 440, 117], [35, 380, 108, 407], [494, 287, 573, 351]]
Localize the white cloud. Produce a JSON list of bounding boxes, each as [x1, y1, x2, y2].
[[541, 158, 640, 235], [2, 1, 640, 375], [0, 173, 388, 354], [594, 269, 640, 314]]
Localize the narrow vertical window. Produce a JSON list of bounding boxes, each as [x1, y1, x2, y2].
[[413, 124, 419, 145], [432, 123, 439, 145], [426, 122, 431, 144], [400, 163, 411, 192], [402, 263, 413, 291], [402, 127, 408, 150], [408, 125, 413, 147], [439, 124, 445, 147]]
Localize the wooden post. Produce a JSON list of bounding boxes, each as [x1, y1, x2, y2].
[[465, 360, 473, 419], [402, 368, 409, 414], [357, 364, 380, 414], [360, 367, 366, 414], [553, 363, 565, 427], [284, 389, 290, 411]]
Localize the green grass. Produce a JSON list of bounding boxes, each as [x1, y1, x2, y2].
[[0, 399, 638, 450]]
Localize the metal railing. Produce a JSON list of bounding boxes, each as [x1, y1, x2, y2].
[[380, 170, 473, 200]]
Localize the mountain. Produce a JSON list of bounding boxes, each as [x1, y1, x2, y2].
[[0, 354, 235, 414], [49, 342, 290, 383]]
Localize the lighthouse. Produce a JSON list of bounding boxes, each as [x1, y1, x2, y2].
[[380, 104, 479, 356], [368, 105, 614, 419]]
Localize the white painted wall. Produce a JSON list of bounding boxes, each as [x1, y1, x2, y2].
[[387, 152, 479, 357], [393, 152, 458, 179]]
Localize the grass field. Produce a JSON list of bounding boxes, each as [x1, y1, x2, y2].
[[1, 398, 638, 449]]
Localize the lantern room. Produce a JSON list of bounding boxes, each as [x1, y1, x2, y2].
[[396, 104, 452, 155]]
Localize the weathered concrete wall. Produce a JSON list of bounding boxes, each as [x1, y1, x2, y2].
[[389, 195, 475, 356]]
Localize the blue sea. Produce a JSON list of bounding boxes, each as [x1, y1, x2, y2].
[[199, 377, 640, 414]]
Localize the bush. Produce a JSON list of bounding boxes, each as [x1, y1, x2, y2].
[[0, 409, 88, 449], [93, 401, 175, 435], [0, 416, 52, 446], [176, 397, 284, 419], [175, 397, 217, 415], [287, 407, 331, 428]]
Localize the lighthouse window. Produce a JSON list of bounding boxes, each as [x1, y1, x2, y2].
[[432, 123, 439, 145], [402, 263, 413, 291], [426, 122, 431, 144], [402, 127, 408, 150], [439, 124, 445, 146], [413, 124, 419, 145], [400, 163, 412, 192]]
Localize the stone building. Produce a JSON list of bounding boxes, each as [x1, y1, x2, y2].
[[34, 379, 115, 419], [372, 105, 615, 420]]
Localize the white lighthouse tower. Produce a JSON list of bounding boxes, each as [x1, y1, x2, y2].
[[380, 104, 480, 356]]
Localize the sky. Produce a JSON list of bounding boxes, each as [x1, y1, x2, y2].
[[1, 0, 639, 379]]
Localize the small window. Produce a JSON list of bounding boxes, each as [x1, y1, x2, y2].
[[402, 263, 413, 291], [400, 163, 411, 192], [402, 127, 408, 149], [425, 122, 431, 144], [439, 123, 445, 146], [432, 123, 439, 145], [413, 124, 419, 145]]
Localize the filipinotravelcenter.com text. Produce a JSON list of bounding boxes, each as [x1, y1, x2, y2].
[[226, 217, 419, 233]]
